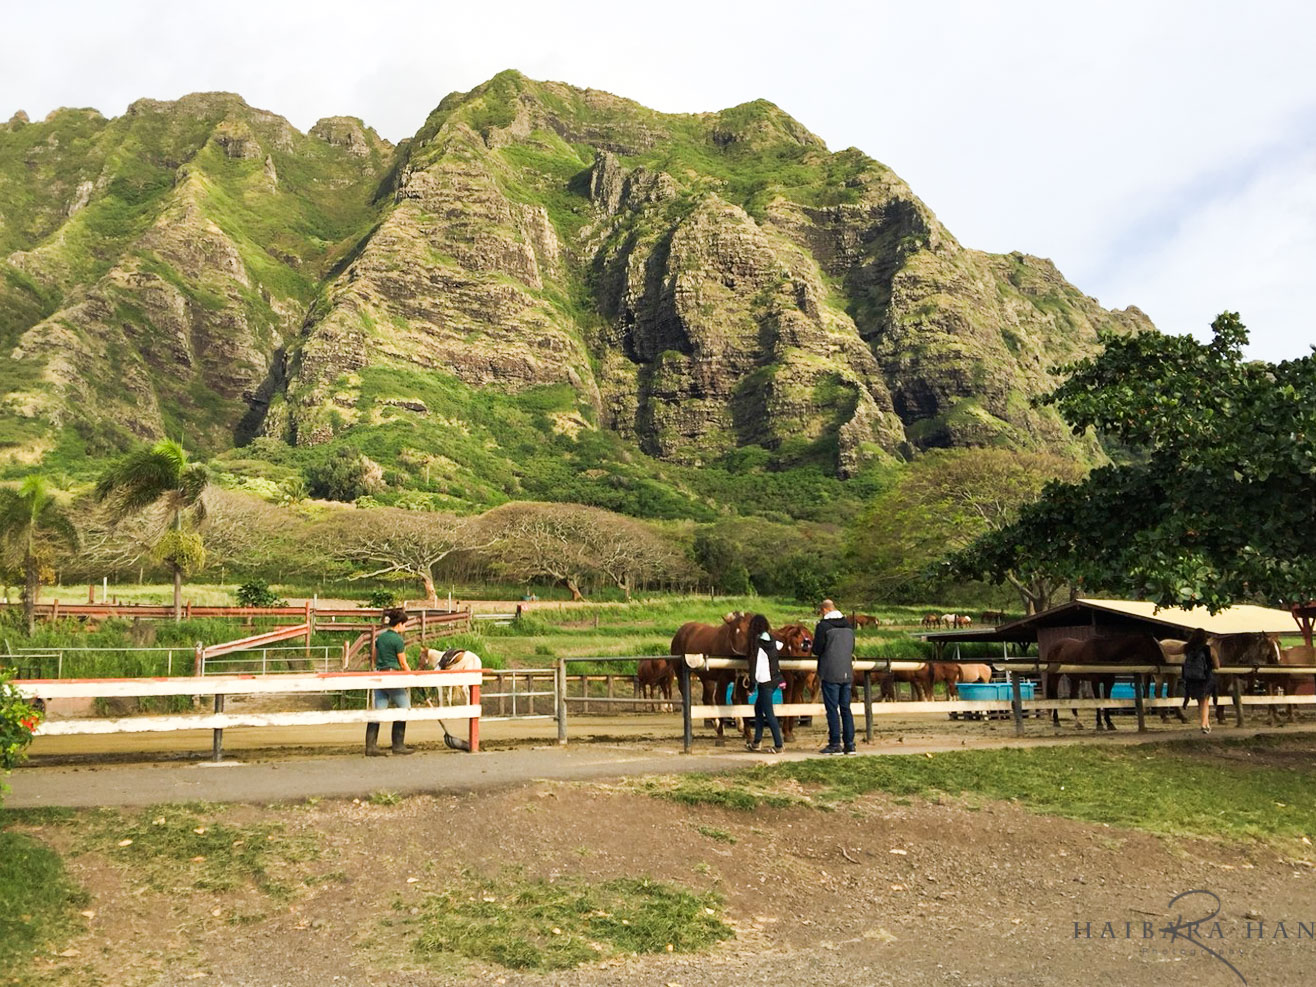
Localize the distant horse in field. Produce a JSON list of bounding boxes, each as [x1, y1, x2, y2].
[[671, 612, 754, 743], [1044, 635, 1162, 730], [921, 613, 942, 629], [849, 613, 878, 630]]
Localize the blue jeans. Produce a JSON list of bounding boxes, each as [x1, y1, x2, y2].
[[373, 688, 411, 710], [821, 680, 854, 748], [752, 685, 782, 748]]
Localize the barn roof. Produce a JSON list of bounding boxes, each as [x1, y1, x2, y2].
[[1062, 599, 1299, 635], [921, 598, 1301, 643]]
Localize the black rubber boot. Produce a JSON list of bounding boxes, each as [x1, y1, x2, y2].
[[391, 721, 414, 755], [365, 722, 386, 756]]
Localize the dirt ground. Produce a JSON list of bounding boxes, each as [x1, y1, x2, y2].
[[9, 718, 1316, 986]]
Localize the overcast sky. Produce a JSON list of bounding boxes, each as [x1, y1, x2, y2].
[[6, 0, 1314, 361]]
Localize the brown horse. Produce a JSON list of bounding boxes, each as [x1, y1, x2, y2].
[[1210, 633, 1282, 724], [1271, 645, 1316, 724], [671, 612, 754, 743], [1045, 635, 1162, 730], [1149, 639, 1190, 723], [773, 623, 814, 742], [849, 613, 878, 630], [635, 658, 675, 710], [921, 613, 941, 629], [876, 662, 931, 702]]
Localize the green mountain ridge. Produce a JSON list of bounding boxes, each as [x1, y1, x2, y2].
[[1, 71, 1151, 518]]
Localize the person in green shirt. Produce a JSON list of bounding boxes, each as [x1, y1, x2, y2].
[[367, 609, 414, 756]]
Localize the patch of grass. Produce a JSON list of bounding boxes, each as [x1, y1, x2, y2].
[[695, 824, 736, 844], [636, 774, 805, 812], [369, 790, 401, 806], [410, 869, 731, 971], [651, 738, 1316, 849], [0, 826, 89, 971], [73, 804, 319, 897]]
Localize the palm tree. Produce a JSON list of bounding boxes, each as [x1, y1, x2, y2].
[[96, 439, 209, 621], [0, 476, 80, 636]]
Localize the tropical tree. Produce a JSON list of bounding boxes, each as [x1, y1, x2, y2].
[[316, 507, 495, 603], [95, 439, 209, 621], [851, 449, 1086, 612], [952, 313, 1316, 611], [0, 476, 79, 636]]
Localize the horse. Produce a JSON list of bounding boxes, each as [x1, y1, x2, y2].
[[921, 613, 942, 629], [1152, 639, 1190, 723], [1270, 645, 1316, 724], [876, 662, 931, 702], [1044, 635, 1162, 730], [419, 647, 483, 706], [773, 623, 814, 742], [849, 613, 878, 630], [954, 615, 973, 629], [670, 611, 754, 743], [980, 610, 1006, 626], [940, 614, 957, 628], [924, 662, 964, 699], [1209, 633, 1282, 724], [635, 658, 675, 710], [417, 647, 483, 751]]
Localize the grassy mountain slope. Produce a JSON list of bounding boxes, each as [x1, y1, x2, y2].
[[3, 73, 1152, 523], [0, 96, 392, 464]]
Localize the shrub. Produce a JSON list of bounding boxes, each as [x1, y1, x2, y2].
[[1, 670, 43, 803], [234, 581, 287, 608], [366, 588, 400, 609]]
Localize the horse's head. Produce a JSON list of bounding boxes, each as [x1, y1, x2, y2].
[[417, 648, 440, 670], [725, 611, 754, 656], [774, 623, 813, 657]]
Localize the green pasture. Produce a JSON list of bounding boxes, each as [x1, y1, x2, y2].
[[3, 587, 1011, 677], [641, 735, 1316, 851]]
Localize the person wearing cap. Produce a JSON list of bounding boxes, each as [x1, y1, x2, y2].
[[367, 608, 415, 756], [811, 599, 856, 754]]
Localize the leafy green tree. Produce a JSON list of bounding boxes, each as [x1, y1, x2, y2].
[[850, 449, 1084, 611], [95, 439, 210, 621], [953, 313, 1316, 611], [306, 448, 380, 502], [0, 476, 79, 636]]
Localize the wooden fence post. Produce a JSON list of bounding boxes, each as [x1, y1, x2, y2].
[[863, 671, 874, 744], [681, 660, 693, 754], [1134, 673, 1147, 732], [556, 656, 567, 745], [1010, 674, 1025, 737]]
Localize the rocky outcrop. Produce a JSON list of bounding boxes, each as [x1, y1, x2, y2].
[[1, 72, 1149, 478]]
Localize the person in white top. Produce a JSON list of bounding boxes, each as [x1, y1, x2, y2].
[[745, 613, 784, 753]]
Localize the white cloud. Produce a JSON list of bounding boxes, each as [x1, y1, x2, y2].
[[3, 0, 1314, 359]]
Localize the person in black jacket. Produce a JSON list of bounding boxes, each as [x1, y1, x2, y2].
[[745, 613, 784, 753], [812, 599, 856, 754]]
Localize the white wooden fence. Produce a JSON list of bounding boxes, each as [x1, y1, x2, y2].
[[15, 669, 482, 759]]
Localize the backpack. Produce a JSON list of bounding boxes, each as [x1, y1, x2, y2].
[[1181, 646, 1211, 684]]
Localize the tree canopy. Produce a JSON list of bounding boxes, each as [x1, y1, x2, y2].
[[952, 313, 1316, 611]]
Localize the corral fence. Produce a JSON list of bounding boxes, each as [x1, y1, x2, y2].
[[9, 652, 1316, 760], [674, 655, 1316, 752]]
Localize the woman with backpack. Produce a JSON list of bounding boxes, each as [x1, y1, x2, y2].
[[1180, 627, 1215, 734]]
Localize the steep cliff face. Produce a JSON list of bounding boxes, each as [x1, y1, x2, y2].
[[281, 72, 1149, 473], [0, 95, 392, 460], [2, 72, 1151, 483]]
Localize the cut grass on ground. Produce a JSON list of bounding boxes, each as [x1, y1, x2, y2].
[[0, 826, 88, 972], [639, 736, 1316, 853], [406, 869, 731, 971]]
